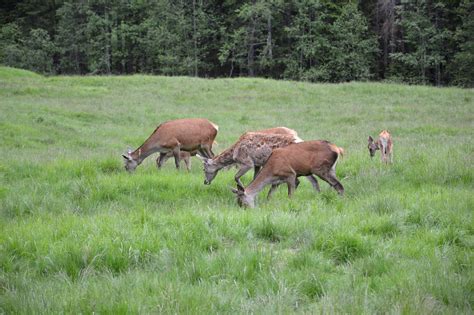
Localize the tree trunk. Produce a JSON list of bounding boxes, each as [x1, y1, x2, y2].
[[248, 0, 256, 77], [192, 0, 198, 77], [267, 13, 272, 59]]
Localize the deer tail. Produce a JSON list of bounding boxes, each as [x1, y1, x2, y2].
[[330, 144, 344, 159], [337, 147, 344, 159]]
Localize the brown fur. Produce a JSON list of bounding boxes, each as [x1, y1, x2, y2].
[[199, 131, 301, 187], [122, 118, 218, 172], [256, 127, 298, 137], [232, 140, 344, 208]]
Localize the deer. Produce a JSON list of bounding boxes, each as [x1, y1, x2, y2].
[[122, 118, 218, 172], [197, 128, 321, 192], [158, 127, 294, 171], [368, 130, 393, 163], [231, 140, 344, 208]]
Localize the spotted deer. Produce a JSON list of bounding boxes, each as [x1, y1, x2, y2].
[[122, 118, 218, 172], [232, 140, 344, 208], [157, 127, 294, 171], [197, 128, 321, 191], [368, 130, 393, 163]]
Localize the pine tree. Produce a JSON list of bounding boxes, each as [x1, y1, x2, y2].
[[449, 0, 474, 87], [389, 0, 452, 85]]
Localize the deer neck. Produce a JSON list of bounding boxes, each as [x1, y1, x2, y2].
[[131, 142, 160, 165], [245, 169, 274, 199], [211, 146, 236, 170]]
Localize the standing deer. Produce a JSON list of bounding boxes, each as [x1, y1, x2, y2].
[[197, 128, 321, 191], [232, 140, 344, 208], [122, 118, 218, 172], [368, 130, 393, 163], [158, 127, 294, 171]]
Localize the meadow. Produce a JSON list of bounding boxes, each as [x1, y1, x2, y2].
[[0, 66, 472, 313]]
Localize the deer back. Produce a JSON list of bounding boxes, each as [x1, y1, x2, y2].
[[232, 133, 300, 166], [265, 140, 341, 176]]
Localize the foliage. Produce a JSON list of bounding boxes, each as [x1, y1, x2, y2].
[[389, 0, 452, 85], [449, 0, 474, 87], [0, 23, 55, 74], [0, 0, 472, 84]]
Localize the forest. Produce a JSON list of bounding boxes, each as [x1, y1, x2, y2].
[[0, 0, 472, 87]]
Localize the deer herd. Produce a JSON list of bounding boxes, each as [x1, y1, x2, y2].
[[122, 118, 393, 208]]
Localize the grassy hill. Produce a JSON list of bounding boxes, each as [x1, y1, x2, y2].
[[0, 66, 473, 313]]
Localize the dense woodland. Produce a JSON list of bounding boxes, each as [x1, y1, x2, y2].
[[0, 0, 472, 86]]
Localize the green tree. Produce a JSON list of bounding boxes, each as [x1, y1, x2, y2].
[[449, 0, 474, 87], [283, 0, 332, 81], [325, 3, 377, 82], [84, 5, 112, 74], [0, 23, 55, 74], [23, 28, 56, 74], [55, 2, 89, 74], [390, 0, 452, 85], [219, 0, 279, 77], [0, 23, 24, 68]]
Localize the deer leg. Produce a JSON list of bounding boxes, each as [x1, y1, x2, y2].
[[234, 164, 253, 189], [295, 177, 300, 189], [267, 184, 279, 200], [286, 175, 297, 198], [208, 146, 215, 158], [198, 147, 213, 159], [381, 145, 387, 163], [317, 170, 344, 195], [183, 153, 191, 171], [200, 144, 214, 159], [157, 152, 168, 169], [305, 175, 321, 192], [197, 148, 208, 159], [253, 166, 261, 179], [172, 147, 181, 170]]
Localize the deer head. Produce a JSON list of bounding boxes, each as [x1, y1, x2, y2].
[[231, 185, 256, 208], [122, 148, 138, 172], [197, 154, 219, 185], [367, 136, 379, 158]]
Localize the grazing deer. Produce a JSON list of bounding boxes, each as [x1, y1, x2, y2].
[[232, 140, 344, 208], [197, 128, 321, 191], [158, 127, 294, 171], [122, 118, 218, 172], [368, 130, 393, 163]]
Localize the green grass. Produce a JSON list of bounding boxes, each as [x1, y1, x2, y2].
[[0, 66, 473, 313]]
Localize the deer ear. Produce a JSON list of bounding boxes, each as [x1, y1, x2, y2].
[[230, 187, 245, 196], [196, 154, 210, 163], [368, 136, 374, 143]]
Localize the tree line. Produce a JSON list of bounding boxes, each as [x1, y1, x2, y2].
[[0, 0, 472, 87]]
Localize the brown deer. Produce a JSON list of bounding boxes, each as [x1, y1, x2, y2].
[[158, 127, 294, 171], [368, 130, 393, 163], [231, 140, 344, 208], [197, 128, 321, 191], [122, 118, 218, 172]]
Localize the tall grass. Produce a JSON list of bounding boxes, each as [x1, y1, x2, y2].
[[0, 66, 473, 313]]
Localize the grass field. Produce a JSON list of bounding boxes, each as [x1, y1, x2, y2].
[[0, 66, 473, 313]]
